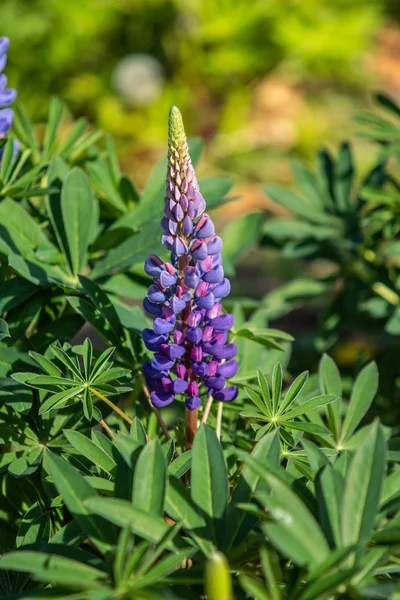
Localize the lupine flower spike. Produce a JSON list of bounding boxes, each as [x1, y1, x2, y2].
[[142, 106, 238, 442], [0, 37, 17, 162]]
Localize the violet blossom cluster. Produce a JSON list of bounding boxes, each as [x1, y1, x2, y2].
[[0, 38, 17, 161], [142, 107, 238, 411]]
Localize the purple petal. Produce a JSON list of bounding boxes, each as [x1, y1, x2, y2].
[[184, 266, 199, 289], [212, 278, 231, 299], [196, 292, 215, 310], [203, 265, 224, 284], [0, 108, 13, 134], [0, 89, 16, 108], [172, 236, 188, 257], [159, 270, 177, 288], [143, 297, 162, 316], [168, 344, 186, 360], [191, 241, 208, 261], [213, 386, 238, 402], [196, 216, 215, 239], [173, 203, 184, 222], [206, 375, 225, 390], [187, 327, 202, 344], [142, 328, 168, 351], [202, 341, 237, 359], [210, 313, 234, 331], [162, 234, 174, 250], [172, 378, 189, 394], [0, 75, 7, 92], [0, 55, 7, 73], [148, 284, 168, 304], [185, 395, 202, 411], [143, 361, 168, 381], [153, 318, 175, 335], [192, 361, 208, 377], [144, 257, 162, 277], [217, 359, 238, 379], [207, 236, 223, 255], [0, 38, 10, 56], [151, 391, 175, 408], [182, 215, 193, 236], [151, 354, 175, 372], [170, 296, 186, 313]]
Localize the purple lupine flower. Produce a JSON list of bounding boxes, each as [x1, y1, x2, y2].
[[143, 106, 238, 411], [0, 37, 18, 162]]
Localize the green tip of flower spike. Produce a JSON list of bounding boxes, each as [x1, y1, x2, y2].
[[168, 106, 187, 151]]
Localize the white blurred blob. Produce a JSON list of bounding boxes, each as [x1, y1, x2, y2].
[[112, 54, 165, 106]]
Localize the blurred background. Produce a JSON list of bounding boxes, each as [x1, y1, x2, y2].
[[3, 0, 400, 205]]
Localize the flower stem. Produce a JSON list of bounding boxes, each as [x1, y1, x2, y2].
[[216, 402, 223, 440], [202, 394, 214, 424], [89, 387, 132, 425], [100, 419, 115, 438], [186, 408, 198, 450], [138, 371, 171, 441]]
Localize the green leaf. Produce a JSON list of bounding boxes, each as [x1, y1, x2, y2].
[[316, 464, 344, 549], [191, 425, 228, 544], [239, 576, 271, 600], [85, 497, 171, 545], [0, 551, 107, 589], [132, 549, 194, 589], [29, 351, 62, 377], [334, 142, 354, 212], [257, 369, 273, 415], [226, 432, 280, 550], [8, 447, 43, 478], [43, 97, 63, 161], [281, 394, 337, 420], [165, 476, 213, 555], [271, 363, 282, 413], [64, 430, 116, 475], [278, 371, 309, 415], [319, 354, 342, 441], [245, 386, 270, 417], [61, 167, 98, 275], [0, 319, 9, 341], [260, 471, 330, 567], [168, 450, 192, 479], [132, 440, 167, 516], [83, 338, 93, 381], [341, 421, 386, 557], [39, 386, 84, 415], [46, 452, 115, 549], [340, 362, 379, 444]]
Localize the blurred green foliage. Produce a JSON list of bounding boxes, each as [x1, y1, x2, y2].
[[1, 0, 392, 183]]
